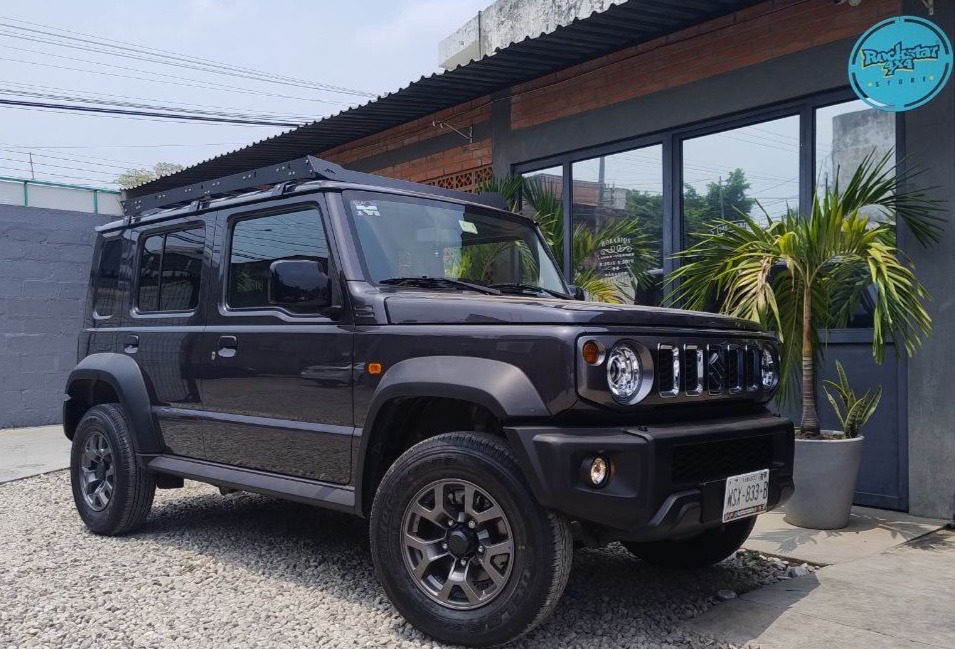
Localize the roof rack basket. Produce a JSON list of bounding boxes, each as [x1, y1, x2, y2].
[[122, 156, 505, 218]]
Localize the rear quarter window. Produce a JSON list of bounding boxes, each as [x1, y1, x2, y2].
[[91, 238, 123, 319]]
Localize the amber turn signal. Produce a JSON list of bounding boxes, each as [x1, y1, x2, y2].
[[368, 362, 383, 375], [582, 340, 601, 365]]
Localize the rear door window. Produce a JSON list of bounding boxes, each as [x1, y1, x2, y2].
[[136, 227, 204, 313]]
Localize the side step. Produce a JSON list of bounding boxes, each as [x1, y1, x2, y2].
[[147, 455, 356, 514]]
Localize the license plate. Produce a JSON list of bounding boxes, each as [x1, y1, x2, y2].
[[722, 469, 770, 523]]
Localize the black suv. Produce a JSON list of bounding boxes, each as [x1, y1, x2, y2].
[[65, 157, 794, 646]]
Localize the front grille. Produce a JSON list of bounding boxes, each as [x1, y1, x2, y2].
[[671, 434, 775, 485], [658, 342, 764, 397]]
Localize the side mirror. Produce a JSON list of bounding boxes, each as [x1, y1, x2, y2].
[[268, 259, 331, 312], [568, 284, 586, 301]]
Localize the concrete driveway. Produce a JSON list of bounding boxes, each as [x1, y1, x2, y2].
[[686, 529, 955, 648], [0, 425, 69, 483]]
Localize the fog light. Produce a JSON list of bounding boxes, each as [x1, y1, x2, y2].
[[589, 456, 609, 488]]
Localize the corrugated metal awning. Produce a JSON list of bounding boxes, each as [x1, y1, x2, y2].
[[129, 0, 764, 197]]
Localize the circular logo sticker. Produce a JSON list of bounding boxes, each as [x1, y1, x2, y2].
[[849, 15, 953, 112]]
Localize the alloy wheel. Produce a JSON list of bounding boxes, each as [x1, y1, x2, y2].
[[79, 431, 115, 512], [401, 478, 514, 610]]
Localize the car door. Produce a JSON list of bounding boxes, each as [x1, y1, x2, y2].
[[126, 220, 210, 458], [197, 199, 354, 484]]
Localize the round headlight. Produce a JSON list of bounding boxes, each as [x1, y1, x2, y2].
[[761, 348, 778, 391], [607, 343, 641, 402]]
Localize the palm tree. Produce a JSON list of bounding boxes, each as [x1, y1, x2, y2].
[[668, 153, 942, 437], [480, 175, 658, 303]]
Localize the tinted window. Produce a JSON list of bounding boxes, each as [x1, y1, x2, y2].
[[92, 238, 122, 318], [138, 235, 163, 312], [161, 230, 204, 311], [228, 209, 328, 311], [137, 228, 204, 312]]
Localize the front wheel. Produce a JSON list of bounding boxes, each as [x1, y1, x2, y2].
[[622, 517, 756, 570], [370, 432, 573, 647]]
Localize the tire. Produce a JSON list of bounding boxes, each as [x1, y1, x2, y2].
[[70, 403, 156, 536], [622, 517, 756, 570], [370, 432, 573, 647]]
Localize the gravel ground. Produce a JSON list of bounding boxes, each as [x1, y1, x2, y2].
[[1, 471, 806, 649]]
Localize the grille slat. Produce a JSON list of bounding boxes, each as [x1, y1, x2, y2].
[[671, 435, 775, 485]]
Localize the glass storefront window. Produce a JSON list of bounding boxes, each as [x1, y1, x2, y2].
[[682, 115, 800, 249], [816, 100, 896, 328], [571, 145, 663, 305]]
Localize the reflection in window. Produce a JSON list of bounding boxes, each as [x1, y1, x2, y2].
[[520, 165, 564, 272], [682, 115, 800, 249], [816, 100, 896, 328], [229, 209, 329, 311], [816, 99, 895, 223], [137, 229, 203, 312], [161, 230, 205, 311], [92, 238, 122, 318], [572, 145, 663, 305]]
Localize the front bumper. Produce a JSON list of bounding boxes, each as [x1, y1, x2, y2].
[[505, 411, 794, 542]]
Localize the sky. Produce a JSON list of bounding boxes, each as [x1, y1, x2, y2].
[[0, 0, 487, 189]]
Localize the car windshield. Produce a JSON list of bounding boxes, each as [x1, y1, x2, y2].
[[343, 190, 568, 296]]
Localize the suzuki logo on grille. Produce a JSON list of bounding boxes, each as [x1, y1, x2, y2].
[[707, 344, 725, 394]]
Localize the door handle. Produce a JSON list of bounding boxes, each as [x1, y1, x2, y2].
[[124, 335, 139, 354], [217, 335, 238, 358]]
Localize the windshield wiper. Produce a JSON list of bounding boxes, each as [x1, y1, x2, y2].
[[379, 276, 501, 295], [488, 282, 571, 300]]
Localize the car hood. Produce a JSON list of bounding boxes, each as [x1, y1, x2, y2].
[[382, 291, 761, 331]]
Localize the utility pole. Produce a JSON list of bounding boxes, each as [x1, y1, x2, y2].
[[28, 152, 35, 180], [718, 175, 725, 219]]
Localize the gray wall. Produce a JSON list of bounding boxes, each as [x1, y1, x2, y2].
[[903, 1, 955, 520], [0, 204, 108, 429]]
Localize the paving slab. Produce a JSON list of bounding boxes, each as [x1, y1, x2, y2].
[[743, 504, 948, 565], [686, 529, 955, 649], [0, 425, 69, 483]]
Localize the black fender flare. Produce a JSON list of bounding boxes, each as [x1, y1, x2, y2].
[[63, 353, 161, 454], [355, 356, 550, 511]]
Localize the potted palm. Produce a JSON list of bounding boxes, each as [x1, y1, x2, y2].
[[668, 152, 941, 529]]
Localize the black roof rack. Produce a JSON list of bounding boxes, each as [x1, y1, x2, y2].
[[122, 155, 506, 217]]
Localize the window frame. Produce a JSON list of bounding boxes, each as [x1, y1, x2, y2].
[[132, 222, 206, 317], [222, 201, 335, 319]]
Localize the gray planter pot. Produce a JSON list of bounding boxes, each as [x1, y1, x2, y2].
[[784, 434, 864, 530]]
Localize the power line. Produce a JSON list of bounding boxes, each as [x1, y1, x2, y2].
[[0, 17, 376, 98], [0, 86, 313, 124], [0, 97, 301, 127], [0, 142, 245, 149], [1, 80, 319, 121], [0, 45, 353, 106]]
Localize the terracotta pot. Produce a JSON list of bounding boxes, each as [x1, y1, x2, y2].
[[783, 433, 864, 530]]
